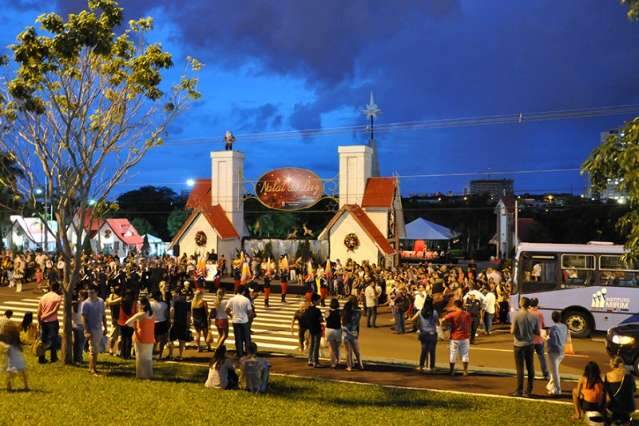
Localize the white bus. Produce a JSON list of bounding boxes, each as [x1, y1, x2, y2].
[[512, 242, 639, 337]]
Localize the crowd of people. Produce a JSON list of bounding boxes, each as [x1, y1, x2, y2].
[[0, 248, 635, 423]]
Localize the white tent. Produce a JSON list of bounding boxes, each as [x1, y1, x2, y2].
[[404, 218, 458, 241]]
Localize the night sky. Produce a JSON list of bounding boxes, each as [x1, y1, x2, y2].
[[3, 0, 639, 197]]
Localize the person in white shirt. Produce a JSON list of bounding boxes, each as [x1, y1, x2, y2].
[[150, 292, 169, 360], [364, 279, 381, 328], [483, 285, 497, 335], [225, 288, 254, 357]]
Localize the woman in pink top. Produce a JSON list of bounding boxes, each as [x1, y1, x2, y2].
[[529, 298, 550, 380], [126, 297, 155, 379]]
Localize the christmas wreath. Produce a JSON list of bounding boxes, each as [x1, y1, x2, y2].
[[344, 233, 359, 251], [195, 231, 207, 246], [103, 229, 112, 238]]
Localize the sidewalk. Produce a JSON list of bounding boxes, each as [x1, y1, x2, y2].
[[178, 349, 577, 403]]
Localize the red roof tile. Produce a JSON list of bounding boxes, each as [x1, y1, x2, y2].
[[105, 218, 144, 246], [320, 204, 395, 255], [186, 179, 211, 209], [201, 204, 239, 239], [168, 204, 239, 248], [78, 208, 103, 232], [361, 177, 397, 208]]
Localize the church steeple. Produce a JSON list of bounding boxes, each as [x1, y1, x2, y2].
[[361, 91, 381, 176]]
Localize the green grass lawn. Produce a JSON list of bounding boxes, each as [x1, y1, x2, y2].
[[0, 354, 577, 426]]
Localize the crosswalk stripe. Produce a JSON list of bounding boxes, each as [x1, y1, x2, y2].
[[0, 293, 338, 354]]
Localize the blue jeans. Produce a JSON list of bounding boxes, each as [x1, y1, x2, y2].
[[39, 320, 59, 362], [533, 343, 549, 378], [394, 311, 405, 333], [308, 333, 321, 365], [366, 307, 377, 327], [483, 312, 493, 335], [233, 322, 251, 357], [546, 351, 564, 395], [419, 333, 437, 369]]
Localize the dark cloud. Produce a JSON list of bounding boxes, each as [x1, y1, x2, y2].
[[57, 0, 460, 84], [53, 0, 639, 195], [232, 103, 282, 132]]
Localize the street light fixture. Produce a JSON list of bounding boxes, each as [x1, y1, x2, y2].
[[186, 178, 196, 187], [35, 188, 43, 195]]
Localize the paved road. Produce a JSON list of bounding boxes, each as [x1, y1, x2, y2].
[[0, 281, 610, 379]]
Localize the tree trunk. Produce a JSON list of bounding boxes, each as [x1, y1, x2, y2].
[[62, 282, 73, 365]]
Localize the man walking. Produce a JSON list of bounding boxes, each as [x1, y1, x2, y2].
[[441, 299, 472, 376], [302, 294, 324, 367], [464, 293, 482, 344], [510, 296, 540, 397], [37, 282, 62, 363], [81, 286, 107, 375], [225, 286, 254, 358], [364, 279, 381, 328], [546, 311, 568, 396], [482, 284, 497, 335]]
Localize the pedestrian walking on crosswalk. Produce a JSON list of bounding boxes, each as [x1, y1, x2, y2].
[[210, 289, 229, 349]]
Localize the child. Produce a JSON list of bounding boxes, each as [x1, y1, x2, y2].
[[2, 322, 29, 392]]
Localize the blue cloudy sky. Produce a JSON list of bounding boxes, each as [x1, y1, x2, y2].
[[3, 0, 639, 196]]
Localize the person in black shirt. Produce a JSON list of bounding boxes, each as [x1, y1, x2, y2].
[[325, 298, 342, 368], [464, 294, 482, 344], [302, 294, 324, 367]]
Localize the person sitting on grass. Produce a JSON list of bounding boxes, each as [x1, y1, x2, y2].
[[1, 321, 29, 392], [603, 356, 636, 425], [239, 342, 270, 393], [205, 345, 238, 390], [571, 361, 604, 422]]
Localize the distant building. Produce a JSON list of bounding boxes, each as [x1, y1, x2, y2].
[[584, 130, 628, 202], [469, 179, 514, 199]]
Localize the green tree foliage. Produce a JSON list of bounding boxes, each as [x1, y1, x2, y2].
[[131, 217, 154, 236], [582, 1, 639, 260], [0, 0, 200, 364], [0, 152, 23, 248], [117, 186, 183, 240], [141, 234, 150, 256], [167, 209, 189, 237]]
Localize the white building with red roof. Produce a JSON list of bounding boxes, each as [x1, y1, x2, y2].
[[92, 218, 144, 258], [168, 151, 243, 259], [318, 145, 405, 267]]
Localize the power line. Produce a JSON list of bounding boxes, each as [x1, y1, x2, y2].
[[160, 103, 639, 146]]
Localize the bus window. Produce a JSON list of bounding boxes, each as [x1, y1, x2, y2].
[[599, 255, 639, 287], [560, 254, 594, 287], [520, 253, 558, 293]]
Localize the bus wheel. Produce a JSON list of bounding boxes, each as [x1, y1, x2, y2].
[[563, 309, 592, 338]]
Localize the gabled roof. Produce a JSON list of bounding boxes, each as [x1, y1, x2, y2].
[[496, 196, 516, 213], [319, 204, 394, 255], [405, 218, 458, 240], [104, 218, 144, 246], [361, 177, 397, 209], [169, 204, 239, 248], [77, 208, 103, 232], [186, 179, 211, 210], [10, 215, 57, 243]]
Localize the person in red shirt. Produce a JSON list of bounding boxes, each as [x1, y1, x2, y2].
[[441, 299, 472, 376]]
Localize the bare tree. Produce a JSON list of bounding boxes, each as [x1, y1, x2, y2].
[[0, 0, 201, 364]]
